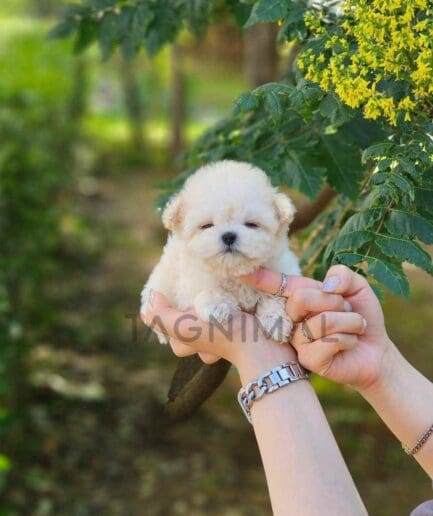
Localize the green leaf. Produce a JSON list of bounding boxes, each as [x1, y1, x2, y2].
[[233, 92, 259, 115], [377, 158, 392, 171], [277, 1, 308, 41], [228, 2, 253, 26], [375, 234, 433, 274], [245, 0, 290, 28], [388, 172, 414, 197], [180, 0, 213, 37], [121, 4, 154, 59], [328, 230, 371, 257], [386, 209, 433, 245], [325, 209, 383, 260], [415, 187, 433, 213], [283, 150, 325, 199], [361, 142, 393, 164], [372, 171, 414, 197], [315, 115, 383, 199], [319, 94, 340, 121], [333, 252, 363, 267], [318, 132, 362, 199], [365, 255, 409, 298], [144, 0, 181, 56], [263, 89, 283, 121], [398, 157, 417, 177], [334, 252, 409, 297], [99, 11, 123, 59], [74, 17, 99, 53], [256, 82, 294, 96]]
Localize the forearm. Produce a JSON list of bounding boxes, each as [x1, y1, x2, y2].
[[238, 351, 367, 516], [358, 340, 433, 477]]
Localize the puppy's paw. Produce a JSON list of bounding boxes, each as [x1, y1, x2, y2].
[[256, 296, 293, 343], [201, 301, 239, 324], [140, 286, 153, 320], [141, 287, 170, 345], [156, 331, 170, 345], [257, 312, 293, 343], [194, 291, 239, 324]]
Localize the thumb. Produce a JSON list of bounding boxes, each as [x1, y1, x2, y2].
[[322, 265, 369, 297]]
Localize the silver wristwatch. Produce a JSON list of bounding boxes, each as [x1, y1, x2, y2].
[[237, 361, 309, 424]]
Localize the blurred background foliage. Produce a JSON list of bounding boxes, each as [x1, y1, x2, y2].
[[1, 0, 433, 514]]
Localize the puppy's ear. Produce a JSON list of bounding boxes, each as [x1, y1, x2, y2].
[[273, 192, 296, 226], [162, 193, 183, 231]]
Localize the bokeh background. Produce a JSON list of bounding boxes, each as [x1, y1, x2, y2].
[[1, 1, 433, 514]]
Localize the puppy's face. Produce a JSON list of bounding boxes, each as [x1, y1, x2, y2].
[[162, 162, 295, 276]]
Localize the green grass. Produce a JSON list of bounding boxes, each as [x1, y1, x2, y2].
[[83, 113, 215, 147]]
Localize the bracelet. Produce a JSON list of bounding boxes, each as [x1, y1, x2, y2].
[[403, 423, 433, 456], [237, 361, 309, 424]]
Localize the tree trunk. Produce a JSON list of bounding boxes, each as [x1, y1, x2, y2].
[[170, 43, 186, 161], [68, 59, 87, 123], [120, 59, 145, 154], [243, 23, 279, 87]]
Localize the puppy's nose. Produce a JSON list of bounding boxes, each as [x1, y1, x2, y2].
[[221, 231, 237, 246]]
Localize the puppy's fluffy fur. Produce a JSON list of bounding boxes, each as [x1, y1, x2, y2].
[[141, 160, 300, 344]]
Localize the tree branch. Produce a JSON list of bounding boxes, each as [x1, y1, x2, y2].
[[291, 186, 337, 234], [164, 356, 231, 423]]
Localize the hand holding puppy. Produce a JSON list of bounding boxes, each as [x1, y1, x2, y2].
[[142, 274, 322, 383], [141, 161, 300, 347], [243, 264, 391, 392], [144, 264, 392, 393]]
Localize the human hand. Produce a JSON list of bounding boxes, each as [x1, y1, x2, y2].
[[244, 265, 391, 391], [298, 264, 392, 392], [141, 275, 320, 383]]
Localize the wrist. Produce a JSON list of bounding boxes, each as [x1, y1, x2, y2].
[[355, 337, 404, 400], [236, 340, 298, 385]]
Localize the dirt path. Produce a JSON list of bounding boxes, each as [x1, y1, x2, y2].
[[14, 169, 268, 516]]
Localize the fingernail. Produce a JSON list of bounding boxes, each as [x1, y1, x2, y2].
[[362, 318, 367, 331], [344, 300, 352, 312], [323, 276, 340, 293]]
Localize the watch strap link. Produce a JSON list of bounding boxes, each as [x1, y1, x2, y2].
[[237, 361, 309, 424]]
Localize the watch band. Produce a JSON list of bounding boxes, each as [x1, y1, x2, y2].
[[237, 361, 309, 424]]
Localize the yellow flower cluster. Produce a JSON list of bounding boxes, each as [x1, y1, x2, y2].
[[299, 0, 433, 125]]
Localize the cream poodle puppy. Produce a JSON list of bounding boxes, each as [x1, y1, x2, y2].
[[141, 160, 300, 344]]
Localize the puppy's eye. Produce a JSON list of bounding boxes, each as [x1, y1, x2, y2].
[[245, 222, 259, 228], [200, 223, 214, 230]]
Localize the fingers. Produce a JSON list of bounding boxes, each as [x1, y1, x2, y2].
[[296, 333, 359, 374], [292, 311, 366, 348], [241, 267, 321, 298], [287, 288, 352, 322], [198, 352, 220, 364], [168, 337, 196, 357], [169, 338, 220, 363], [142, 291, 234, 358], [322, 264, 369, 297], [142, 291, 209, 348]]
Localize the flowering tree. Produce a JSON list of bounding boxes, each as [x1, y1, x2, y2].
[[53, 0, 433, 416]]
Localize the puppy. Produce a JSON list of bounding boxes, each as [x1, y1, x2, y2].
[[141, 160, 300, 345]]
